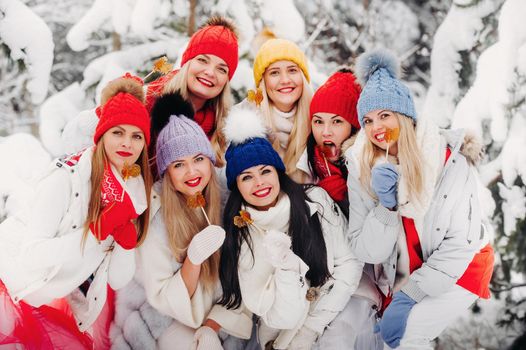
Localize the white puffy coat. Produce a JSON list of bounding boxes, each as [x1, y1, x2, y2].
[[0, 147, 141, 331], [345, 125, 488, 301], [210, 187, 363, 349]]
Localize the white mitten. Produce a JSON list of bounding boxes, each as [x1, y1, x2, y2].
[[191, 326, 223, 350], [187, 225, 226, 265], [288, 326, 319, 350], [263, 230, 299, 270]]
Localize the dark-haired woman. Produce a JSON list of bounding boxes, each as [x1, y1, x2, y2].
[[206, 107, 363, 350], [298, 68, 362, 218]]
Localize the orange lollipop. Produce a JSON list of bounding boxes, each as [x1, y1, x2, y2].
[[187, 191, 210, 225], [144, 56, 173, 83], [153, 56, 173, 74], [384, 127, 400, 158], [234, 210, 253, 228], [121, 162, 141, 181], [247, 88, 263, 107]]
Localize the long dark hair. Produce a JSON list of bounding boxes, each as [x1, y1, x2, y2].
[[218, 171, 331, 309]]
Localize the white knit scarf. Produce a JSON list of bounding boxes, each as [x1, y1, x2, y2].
[[271, 106, 297, 150], [244, 193, 291, 234]]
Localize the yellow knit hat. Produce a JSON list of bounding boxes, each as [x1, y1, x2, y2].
[[253, 38, 310, 87]]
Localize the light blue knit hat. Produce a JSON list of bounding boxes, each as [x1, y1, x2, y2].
[[355, 48, 416, 127]]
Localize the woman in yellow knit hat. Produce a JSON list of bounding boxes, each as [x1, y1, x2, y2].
[[234, 37, 313, 184]]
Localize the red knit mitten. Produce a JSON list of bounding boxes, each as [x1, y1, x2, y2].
[[317, 174, 347, 202], [112, 220, 138, 250], [90, 192, 138, 242]]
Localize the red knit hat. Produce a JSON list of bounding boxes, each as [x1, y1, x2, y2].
[[94, 73, 151, 145], [181, 16, 239, 80], [309, 68, 362, 130]]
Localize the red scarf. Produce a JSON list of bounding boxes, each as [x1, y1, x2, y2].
[[313, 146, 347, 202], [145, 70, 216, 139], [194, 106, 216, 139]]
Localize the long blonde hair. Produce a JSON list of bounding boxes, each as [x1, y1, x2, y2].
[[258, 73, 313, 183], [83, 141, 152, 249], [359, 113, 424, 206], [160, 164, 222, 290], [163, 62, 233, 167]]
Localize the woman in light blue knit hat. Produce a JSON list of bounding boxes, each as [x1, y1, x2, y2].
[[345, 48, 493, 349], [110, 92, 235, 350]]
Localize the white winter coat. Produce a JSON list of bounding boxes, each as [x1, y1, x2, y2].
[[0, 147, 142, 331], [345, 124, 488, 302], [210, 187, 363, 349], [138, 186, 221, 330]]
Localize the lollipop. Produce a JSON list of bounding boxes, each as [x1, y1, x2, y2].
[[120, 162, 141, 201], [247, 88, 263, 107], [187, 191, 210, 225], [233, 209, 265, 232], [384, 127, 399, 159], [319, 145, 334, 176], [143, 56, 174, 84], [233, 210, 253, 228]]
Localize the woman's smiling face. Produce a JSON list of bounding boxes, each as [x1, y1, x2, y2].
[[236, 165, 280, 210]]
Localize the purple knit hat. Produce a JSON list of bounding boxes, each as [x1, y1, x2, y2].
[[156, 115, 216, 176], [151, 92, 216, 176]]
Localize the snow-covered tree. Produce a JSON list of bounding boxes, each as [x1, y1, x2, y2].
[[1, 0, 526, 346]]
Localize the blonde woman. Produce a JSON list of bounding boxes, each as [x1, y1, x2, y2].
[[146, 16, 239, 170], [235, 38, 313, 183], [346, 48, 494, 349], [0, 74, 152, 349], [117, 93, 237, 350]]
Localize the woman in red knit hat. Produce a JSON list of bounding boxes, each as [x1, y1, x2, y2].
[[298, 68, 385, 350], [0, 74, 153, 349], [146, 16, 239, 170], [299, 68, 362, 218]]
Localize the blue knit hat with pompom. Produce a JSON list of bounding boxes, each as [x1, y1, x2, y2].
[[223, 107, 285, 190], [355, 48, 416, 127]]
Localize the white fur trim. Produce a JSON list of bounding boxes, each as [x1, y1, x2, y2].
[[224, 107, 267, 145]]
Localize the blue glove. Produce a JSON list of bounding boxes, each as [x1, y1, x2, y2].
[[371, 163, 399, 209], [374, 291, 417, 348]]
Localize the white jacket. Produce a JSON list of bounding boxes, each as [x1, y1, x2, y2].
[[138, 190, 221, 329], [210, 187, 363, 349], [0, 147, 141, 331], [345, 125, 488, 302]]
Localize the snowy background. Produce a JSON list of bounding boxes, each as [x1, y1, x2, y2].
[[1, 0, 525, 348]]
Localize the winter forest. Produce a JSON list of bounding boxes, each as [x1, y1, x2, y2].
[[0, 0, 525, 348]]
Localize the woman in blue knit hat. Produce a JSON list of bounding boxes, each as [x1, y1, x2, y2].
[[203, 107, 363, 350], [346, 48, 494, 349]]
